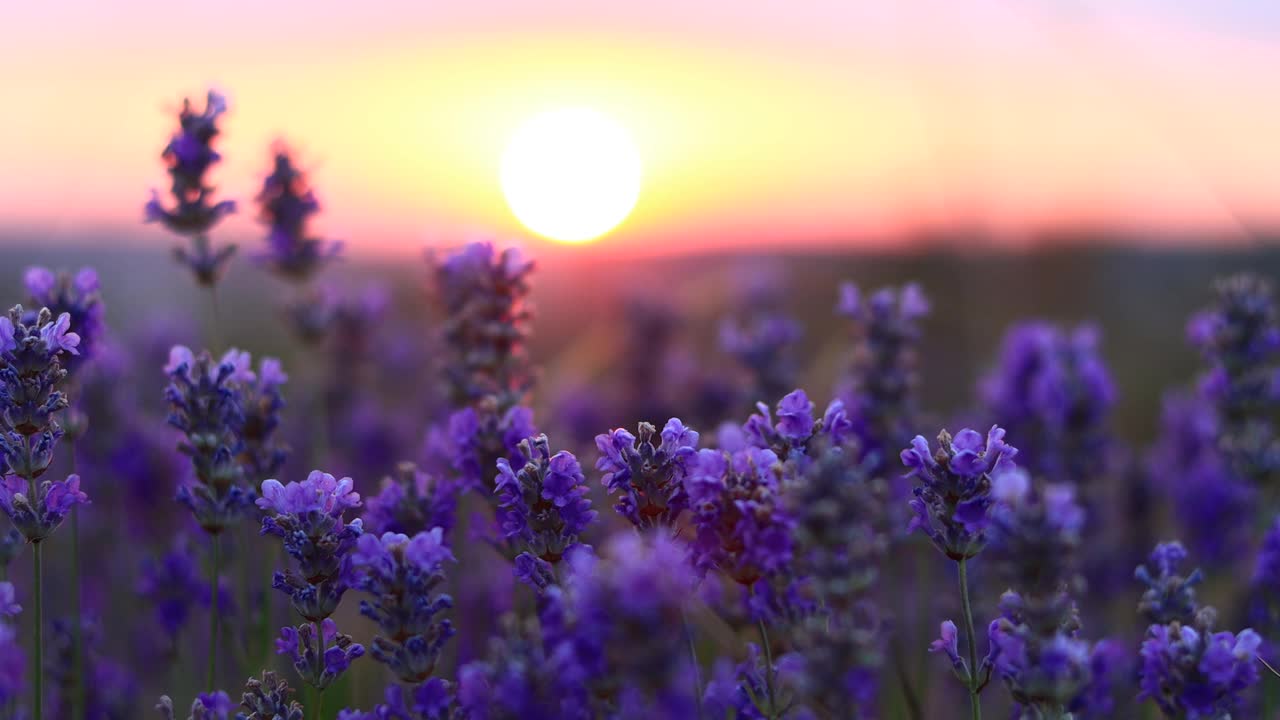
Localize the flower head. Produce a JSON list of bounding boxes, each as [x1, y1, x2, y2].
[[237, 671, 305, 720], [259, 470, 363, 621], [24, 266, 106, 377], [255, 151, 343, 282], [363, 462, 457, 539], [494, 435, 595, 583], [594, 417, 699, 529], [351, 529, 455, 682], [902, 426, 1018, 559], [276, 618, 365, 691], [146, 91, 238, 284]]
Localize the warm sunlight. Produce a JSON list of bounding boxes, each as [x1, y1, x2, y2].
[[500, 107, 642, 243]]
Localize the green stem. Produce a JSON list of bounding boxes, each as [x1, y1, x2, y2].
[[315, 687, 325, 720], [208, 533, 220, 691], [32, 541, 43, 720], [957, 557, 982, 720], [756, 620, 778, 720], [682, 607, 704, 719]]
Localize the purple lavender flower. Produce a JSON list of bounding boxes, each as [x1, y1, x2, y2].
[[902, 426, 1018, 560], [258, 470, 362, 621], [255, 151, 343, 282], [137, 535, 214, 644], [1188, 273, 1280, 488], [741, 389, 853, 467], [443, 402, 536, 493], [275, 618, 365, 691], [164, 346, 255, 534], [594, 418, 699, 529], [1139, 622, 1262, 718], [351, 529, 455, 682], [0, 472, 87, 544], [980, 322, 1116, 489], [685, 445, 792, 586], [363, 462, 457, 539], [564, 534, 700, 711], [703, 643, 804, 720], [339, 680, 454, 720], [431, 241, 535, 407], [237, 671, 305, 719], [494, 435, 595, 583], [24, 266, 107, 378], [719, 307, 802, 407], [836, 282, 929, 476], [145, 91, 238, 285], [788, 444, 888, 716], [237, 356, 289, 482], [1135, 542, 1204, 626], [156, 692, 233, 720], [456, 612, 588, 720], [1148, 392, 1252, 564], [1250, 516, 1280, 662]]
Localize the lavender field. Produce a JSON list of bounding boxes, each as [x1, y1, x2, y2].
[[0, 95, 1279, 720]]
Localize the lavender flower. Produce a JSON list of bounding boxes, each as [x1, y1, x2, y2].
[[719, 308, 802, 407], [237, 671, 305, 720], [156, 692, 233, 720], [236, 357, 289, 482], [980, 322, 1116, 489], [255, 151, 342, 282], [788, 444, 888, 717], [0, 306, 87, 542], [740, 388, 853, 467], [350, 529, 455, 682], [145, 91, 238, 285], [275, 618, 365, 691], [594, 418, 699, 529], [1135, 542, 1203, 626], [164, 346, 254, 534], [1134, 541, 1263, 718], [703, 643, 804, 720], [984, 471, 1096, 718], [431, 242, 535, 407], [902, 426, 1018, 560], [494, 435, 595, 583], [363, 462, 457, 539], [1188, 273, 1280, 488], [1148, 392, 1252, 564], [443, 401, 536, 493], [456, 614, 584, 719], [685, 445, 792, 586], [338, 680, 454, 720], [24, 266, 107, 378], [258, 470, 363, 621], [553, 533, 702, 715], [1139, 621, 1261, 718], [137, 536, 214, 643], [836, 282, 929, 475]]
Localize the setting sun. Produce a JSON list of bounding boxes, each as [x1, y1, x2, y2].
[[500, 107, 642, 244]]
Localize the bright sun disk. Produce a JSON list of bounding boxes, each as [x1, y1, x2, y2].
[[500, 108, 642, 243]]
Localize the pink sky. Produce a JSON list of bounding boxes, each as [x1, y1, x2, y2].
[[1, 0, 1277, 256]]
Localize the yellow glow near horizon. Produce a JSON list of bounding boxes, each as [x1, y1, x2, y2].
[[500, 108, 642, 243]]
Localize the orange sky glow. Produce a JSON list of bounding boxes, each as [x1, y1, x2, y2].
[[1, 1, 1277, 256]]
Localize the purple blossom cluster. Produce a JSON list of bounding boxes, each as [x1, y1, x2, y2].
[[594, 418, 699, 529]]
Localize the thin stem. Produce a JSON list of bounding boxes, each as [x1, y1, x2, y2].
[[756, 619, 778, 720], [207, 283, 224, 351], [957, 557, 982, 720], [32, 541, 43, 720], [208, 533, 220, 691], [314, 687, 325, 720], [682, 607, 705, 719]]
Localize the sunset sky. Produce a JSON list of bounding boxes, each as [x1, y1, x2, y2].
[[1, 1, 1277, 255]]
